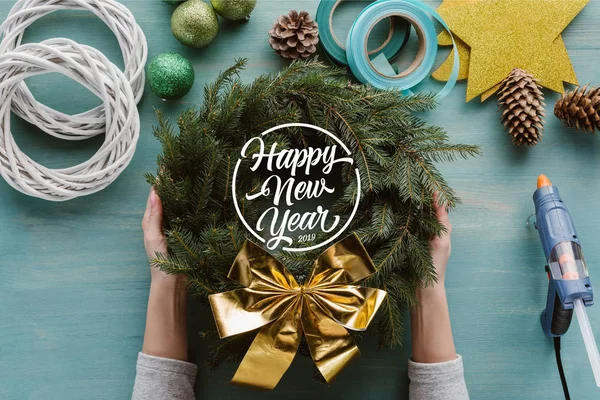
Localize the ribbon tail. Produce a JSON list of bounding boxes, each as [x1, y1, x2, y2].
[[301, 295, 359, 384], [231, 298, 303, 390]]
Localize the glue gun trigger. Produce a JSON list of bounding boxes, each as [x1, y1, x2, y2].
[[526, 213, 536, 228]]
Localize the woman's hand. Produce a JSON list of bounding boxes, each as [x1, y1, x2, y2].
[[141, 188, 189, 361], [410, 193, 457, 363], [427, 192, 452, 287], [142, 188, 186, 286]]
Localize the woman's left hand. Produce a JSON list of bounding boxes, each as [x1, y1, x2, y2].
[[140, 188, 189, 361], [142, 188, 186, 285]]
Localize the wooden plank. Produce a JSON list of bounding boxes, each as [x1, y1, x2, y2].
[[0, 0, 599, 398]]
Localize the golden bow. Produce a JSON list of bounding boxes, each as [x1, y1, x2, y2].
[[208, 234, 387, 390]]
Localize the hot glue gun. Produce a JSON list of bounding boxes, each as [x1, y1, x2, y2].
[[533, 174, 600, 395]]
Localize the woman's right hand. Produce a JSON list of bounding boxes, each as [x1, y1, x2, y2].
[[410, 192, 457, 363], [428, 192, 452, 286]]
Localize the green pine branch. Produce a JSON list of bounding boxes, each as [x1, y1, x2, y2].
[[147, 59, 479, 368]]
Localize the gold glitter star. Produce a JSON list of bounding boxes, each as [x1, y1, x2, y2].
[[437, 0, 587, 101], [433, 0, 501, 101], [433, 0, 476, 81]]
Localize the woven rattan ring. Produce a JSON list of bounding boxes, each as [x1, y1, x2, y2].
[[0, 0, 147, 139], [0, 39, 140, 201]]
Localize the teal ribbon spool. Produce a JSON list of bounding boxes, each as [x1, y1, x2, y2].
[[316, 0, 410, 66], [346, 0, 459, 98]]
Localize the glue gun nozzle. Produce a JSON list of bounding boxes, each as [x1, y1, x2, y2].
[[537, 174, 552, 188]]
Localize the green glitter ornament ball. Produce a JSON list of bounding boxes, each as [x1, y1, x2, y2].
[[162, 0, 186, 5], [211, 0, 256, 20], [147, 53, 195, 100], [172, 0, 219, 48]]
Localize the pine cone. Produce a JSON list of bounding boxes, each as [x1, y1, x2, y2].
[[269, 10, 319, 60], [498, 68, 546, 146], [554, 85, 600, 132]]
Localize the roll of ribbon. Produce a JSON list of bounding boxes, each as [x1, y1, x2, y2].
[[316, 0, 410, 66], [346, 0, 459, 98]]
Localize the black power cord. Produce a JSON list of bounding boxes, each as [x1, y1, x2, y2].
[[554, 337, 571, 400]]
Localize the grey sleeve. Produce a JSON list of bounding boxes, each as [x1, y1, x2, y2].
[[132, 352, 197, 400], [409, 355, 469, 400]]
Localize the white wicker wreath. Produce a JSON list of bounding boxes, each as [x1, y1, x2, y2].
[[0, 0, 147, 140], [0, 39, 140, 201]]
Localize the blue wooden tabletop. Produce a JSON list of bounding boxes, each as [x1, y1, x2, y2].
[[1, 0, 600, 399]]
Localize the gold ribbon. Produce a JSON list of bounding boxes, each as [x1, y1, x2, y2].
[[209, 233, 387, 390]]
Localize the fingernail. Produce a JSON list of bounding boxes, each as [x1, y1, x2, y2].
[[150, 189, 157, 207]]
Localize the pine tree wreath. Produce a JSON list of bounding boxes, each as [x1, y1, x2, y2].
[[147, 59, 479, 371]]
